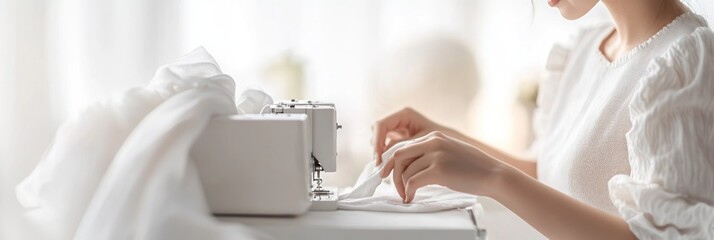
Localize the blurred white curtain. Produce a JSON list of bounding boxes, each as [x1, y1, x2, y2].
[[1, 1, 54, 238], [1, 0, 183, 175], [178, 0, 488, 185], [1, 0, 183, 239]]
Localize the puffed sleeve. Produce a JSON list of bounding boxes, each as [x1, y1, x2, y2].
[[608, 28, 714, 239]]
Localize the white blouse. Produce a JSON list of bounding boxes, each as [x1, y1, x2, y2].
[[533, 12, 714, 239]]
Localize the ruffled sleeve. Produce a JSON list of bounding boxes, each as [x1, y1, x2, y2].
[[608, 27, 714, 239]]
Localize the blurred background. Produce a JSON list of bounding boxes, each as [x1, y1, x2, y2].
[[1, 0, 712, 238]]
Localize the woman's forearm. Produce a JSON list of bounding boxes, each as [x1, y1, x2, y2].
[[444, 128, 538, 178], [488, 168, 637, 240]]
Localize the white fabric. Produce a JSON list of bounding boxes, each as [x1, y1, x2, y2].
[[338, 141, 478, 212], [235, 88, 274, 114], [534, 12, 714, 239], [15, 47, 265, 240]]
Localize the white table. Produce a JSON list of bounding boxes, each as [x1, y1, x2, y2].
[[218, 197, 547, 240], [477, 197, 547, 240], [219, 208, 484, 240]]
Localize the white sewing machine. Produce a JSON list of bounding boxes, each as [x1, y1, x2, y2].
[[191, 99, 341, 215], [191, 98, 490, 240]]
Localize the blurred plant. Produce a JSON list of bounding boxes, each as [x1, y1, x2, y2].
[[261, 51, 305, 99], [517, 70, 540, 110], [518, 80, 538, 110]]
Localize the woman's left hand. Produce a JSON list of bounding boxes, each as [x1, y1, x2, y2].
[[380, 131, 509, 203]]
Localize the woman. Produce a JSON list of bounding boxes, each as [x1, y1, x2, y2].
[[374, 0, 713, 239]]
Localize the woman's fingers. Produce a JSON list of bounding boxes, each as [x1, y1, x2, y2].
[[386, 131, 448, 203], [373, 108, 420, 165], [387, 137, 439, 199], [400, 157, 431, 201], [404, 167, 437, 203], [372, 122, 388, 165], [389, 146, 427, 198], [384, 128, 411, 151], [372, 119, 405, 165], [383, 132, 443, 175], [401, 156, 431, 185], [379, 134, 432, 178], [391, 154, 420, 200], [379, 131, 444, 177]]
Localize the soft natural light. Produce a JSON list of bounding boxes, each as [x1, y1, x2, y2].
[[16, 0, 615, 186], [176, 1, 612, 184], [3, 1, 714, 239]]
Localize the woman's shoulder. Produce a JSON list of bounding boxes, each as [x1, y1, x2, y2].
[[632, 26, 714, 115], [644, 27, 713, 87], [644, 13, 713, 81], [656, 12, 713, 59], [658, 26, 713, 63]]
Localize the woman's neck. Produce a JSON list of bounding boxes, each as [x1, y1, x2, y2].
[[599, 0, 686, 62]]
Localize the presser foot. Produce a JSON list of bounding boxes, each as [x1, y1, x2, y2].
[[310, 186, 338, 211]]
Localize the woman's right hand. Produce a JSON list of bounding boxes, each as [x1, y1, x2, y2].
[[372, 107, 448, 165]]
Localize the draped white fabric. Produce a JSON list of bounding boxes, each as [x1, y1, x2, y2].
[[15, 47, 265, 240]]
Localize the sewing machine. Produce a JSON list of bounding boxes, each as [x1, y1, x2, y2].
[[191, 99, 341, 215], [191, 99, 493, 240]]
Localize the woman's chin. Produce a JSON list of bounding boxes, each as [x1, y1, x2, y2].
[[553, 0, 599, 21], [555, 5, 588, 20], [559, 10, 584, 20]]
